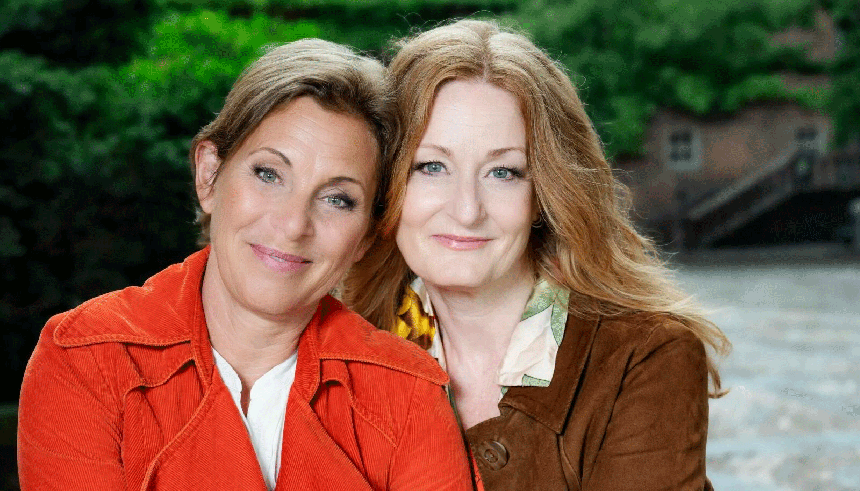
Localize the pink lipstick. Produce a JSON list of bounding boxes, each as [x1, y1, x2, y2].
[[432, 234, 491, 251], [251, 244, 311, 273]]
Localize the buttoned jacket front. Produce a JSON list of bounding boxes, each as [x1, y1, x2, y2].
[[466, 312, 713, 491], [18, 249, 470, 491]]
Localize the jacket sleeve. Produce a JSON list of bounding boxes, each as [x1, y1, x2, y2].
[[387, 378, 473, 491], [585, 323, 711, 491], [17, 318, 125, 490]]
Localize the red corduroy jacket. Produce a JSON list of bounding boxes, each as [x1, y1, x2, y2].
[[18, 248, 471, 490]]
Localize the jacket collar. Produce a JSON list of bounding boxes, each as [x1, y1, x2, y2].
[[499, 314, 600, 434], [52, 246, 446, 398], [293, 295, 448, 401], [53, 247, 210, 349], [52, 248, 211, 388]]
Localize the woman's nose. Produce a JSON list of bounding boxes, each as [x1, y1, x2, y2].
[[447, 177, 485, 226], [274, 199, 313, 240]]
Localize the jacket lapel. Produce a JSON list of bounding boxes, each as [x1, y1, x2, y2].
[[138, 270, 269, 491], [499, 314, 600, 433], [276, 400, 373, 490], [139, 372, 268, 490], [275, 305, 374, 490]]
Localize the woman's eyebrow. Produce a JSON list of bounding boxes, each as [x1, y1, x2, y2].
[[417, 143, 452, 158], [251, 147, 291, 165], [486, 147, 526, 158], [325, 176, 363, 189], [249, 148, 367, 192], [418, 144, 525, 159]]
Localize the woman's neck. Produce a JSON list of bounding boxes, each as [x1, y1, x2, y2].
[[422, 263, 536, 429], [424, 263, 535, 358], [201, 260, 309, 411]]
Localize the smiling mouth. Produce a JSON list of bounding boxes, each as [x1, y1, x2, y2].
[[432, 234, 491, 251], [251, 244, 311, 272]]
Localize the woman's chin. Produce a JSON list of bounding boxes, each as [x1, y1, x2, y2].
[[233, 277, 320, 319], [421, 274, 489, 292], [251, 296, 318, 320]]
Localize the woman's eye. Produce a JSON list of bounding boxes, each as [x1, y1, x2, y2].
[[324, 194, 356, 211], [490, 167, 523, 180], [415, 161, 445, 175], [491, 168, 511, 179], [255, 166, 279, 183]]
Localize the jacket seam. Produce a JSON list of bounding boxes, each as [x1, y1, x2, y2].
[[74, 343, 125, 436], [351, 399, 398, 447], [627, 318, 689, 371], [558, 434, 583, 490], [89, 345, 128, 463], [58, 334, 191, 348], [319, 352, 447, 386], [385, 375, 420, 488]]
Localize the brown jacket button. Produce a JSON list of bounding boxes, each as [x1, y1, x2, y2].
[[476, 440, 508, 470]]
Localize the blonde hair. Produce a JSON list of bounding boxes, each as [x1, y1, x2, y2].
[[190, 38, 394, 244], [343, 19, 729, 396]]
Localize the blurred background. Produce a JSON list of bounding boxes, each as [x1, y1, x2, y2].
[[1, 0, 857, 489]]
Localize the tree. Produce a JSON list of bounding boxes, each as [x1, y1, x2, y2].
[[825, 0, 860, 145], [0, 2, 320, 402], [507, 0, 823, 156]]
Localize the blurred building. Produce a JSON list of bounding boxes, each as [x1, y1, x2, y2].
[[617, 10, 860, 249]]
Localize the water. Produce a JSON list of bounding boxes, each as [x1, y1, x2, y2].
[[676, 263, 860, 491]]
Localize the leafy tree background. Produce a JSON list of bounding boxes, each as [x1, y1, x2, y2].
[[0, 0, 854, 406]]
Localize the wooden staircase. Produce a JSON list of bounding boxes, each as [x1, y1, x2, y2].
[[682, 148, 860, 248]]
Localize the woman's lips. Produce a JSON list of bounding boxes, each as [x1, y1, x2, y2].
[[432, 234, 491, 251], [251, 244, 311, 273]]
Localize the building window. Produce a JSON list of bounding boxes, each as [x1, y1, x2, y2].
[[669, 130, 693, 163], [795, 126, 818, 152], [666, 127, 701, 172]]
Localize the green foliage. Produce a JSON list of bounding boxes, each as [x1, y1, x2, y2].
[[0, 0, 156, 66], [127, 9, 319, 91], [0, 5, 322, 401], [120, 9, 320, 170], [508, 0, 821, 155], [825, 0, 860, 145], [154, 0, 519, 52]]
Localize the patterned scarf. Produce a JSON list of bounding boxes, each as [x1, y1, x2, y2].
[[393, 285, 436, 350], [393, 278, 570, 388]]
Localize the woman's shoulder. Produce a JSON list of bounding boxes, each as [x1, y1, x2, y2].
[[45, 257, 202, 349], [588, 311, 707, 364], [315, 295, 449, 387], [313, 297, 452, 444], [25, 258, 200, 398]]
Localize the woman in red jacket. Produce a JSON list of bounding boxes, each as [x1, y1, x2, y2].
[[18, 38, 471, 491]]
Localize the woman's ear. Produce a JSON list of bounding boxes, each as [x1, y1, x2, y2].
[[194, 141, 221, 214], [353, 229, 377, 265], [531, 194, 542, 224]]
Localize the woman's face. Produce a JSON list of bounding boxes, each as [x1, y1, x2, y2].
[[196, 96, 378, 319], [396, 80, 536, 291]]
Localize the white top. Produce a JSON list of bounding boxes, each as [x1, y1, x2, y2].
[[411, 277, 569, 399], [213, 348, 298, 491]]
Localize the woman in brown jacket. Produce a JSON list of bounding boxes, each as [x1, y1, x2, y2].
[[345, 19, 730, 490]]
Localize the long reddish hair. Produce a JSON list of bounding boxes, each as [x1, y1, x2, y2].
[[343, 19, 729, 396]]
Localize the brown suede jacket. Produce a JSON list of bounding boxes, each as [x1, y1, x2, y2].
[[466, 313, 713, 491]]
